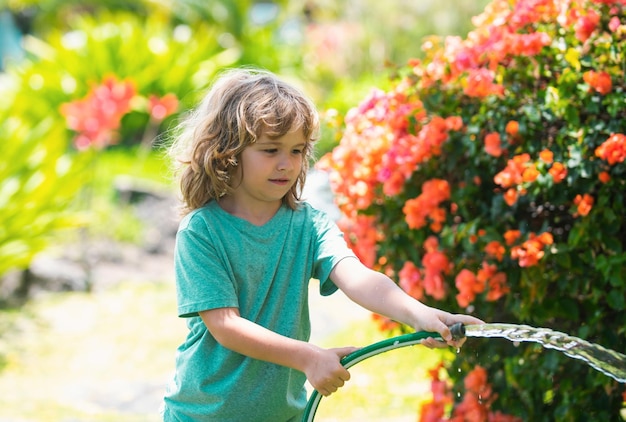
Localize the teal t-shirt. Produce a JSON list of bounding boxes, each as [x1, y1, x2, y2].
[[162, 201, 356, 422]]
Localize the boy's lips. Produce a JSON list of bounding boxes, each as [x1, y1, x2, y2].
[[269, 178, 290, 185]]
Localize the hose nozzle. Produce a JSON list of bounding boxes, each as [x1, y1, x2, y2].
[[450, 323, 466, 341]]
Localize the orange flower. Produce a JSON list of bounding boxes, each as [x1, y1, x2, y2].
[[548, 162, 568, 183], [510, 232, 552, 267], [475, 261, 509, 302], [595, 133, 626, 165], [494, 153, 530, 188], [470, 229, 487, 244], [573, 193, 594, 217], [403, 179, 451, 231], [537, 232, 554, 245], [484, 240, 505, 261], [505, 120, 519, 138], [382, 171, 406, 197], [486, 271, 509, 301], [598, 171, 611, 183], [484, 132, 503, 157], [503, 188, 518, 206], [522, 164, 539, 182], [424, 235, 440, 253], [428, 207, 447, 232], [371, 313, 400, 332], [503, 229, 521, 245], [539, 149, 553, 164], [455, 269, 484, 308], [464, 68, 505, 98], [583, 70, 612, 95], [445, 115, 464, 131], [419, 401, 446, 422]]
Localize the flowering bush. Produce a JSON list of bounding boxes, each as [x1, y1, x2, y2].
[[318, 0, 626, 420]]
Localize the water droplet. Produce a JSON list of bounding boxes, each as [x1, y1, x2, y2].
[[464, 323, 626, 383]]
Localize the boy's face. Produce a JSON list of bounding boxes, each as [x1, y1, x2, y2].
[[230, 127, 306, 210]]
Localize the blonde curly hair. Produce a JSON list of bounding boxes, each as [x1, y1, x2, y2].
[[169, 68, 320, 216]]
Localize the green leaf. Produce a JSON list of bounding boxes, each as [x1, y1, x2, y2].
[[607, 289, 625, 310]]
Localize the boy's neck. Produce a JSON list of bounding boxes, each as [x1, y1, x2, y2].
[[217, 196, 282, 226]]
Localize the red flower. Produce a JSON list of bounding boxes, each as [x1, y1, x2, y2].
[[337, 215, 382, 269], [583, 70, 613, 95], [148, 93, 179, 121], [575, 8, 600, 42], [60, 76, 136, 150], [398, 261, 424, 300], [484, 132, 503, 157], [422, 249, 450, 300]]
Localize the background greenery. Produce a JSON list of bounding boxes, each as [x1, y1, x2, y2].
[[0, 0, 490, 292], [6, 0, 623, 421]]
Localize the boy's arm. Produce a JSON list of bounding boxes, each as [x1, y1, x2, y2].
[[200, 307, 358, 396], [330, 257, 484, 347]]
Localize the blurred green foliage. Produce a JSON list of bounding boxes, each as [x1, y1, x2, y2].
[[0, 0, 493, 282], [0, 79, 86, 276]]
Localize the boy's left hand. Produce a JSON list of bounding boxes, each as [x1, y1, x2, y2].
[[414, 309, 484, 349]]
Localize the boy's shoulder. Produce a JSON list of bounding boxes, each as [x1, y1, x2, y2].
[[177, 201, 219, 231]]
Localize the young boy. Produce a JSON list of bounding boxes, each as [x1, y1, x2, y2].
[[162, 68, 483, 421]]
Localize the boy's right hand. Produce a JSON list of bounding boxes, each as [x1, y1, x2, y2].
[[304, 346, 359, 396]]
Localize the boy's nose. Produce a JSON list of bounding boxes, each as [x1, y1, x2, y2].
[[278, 155, 294, 171]]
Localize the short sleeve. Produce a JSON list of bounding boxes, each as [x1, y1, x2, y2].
[[174, 221, 239, 318], [310, 208, 357, 296]]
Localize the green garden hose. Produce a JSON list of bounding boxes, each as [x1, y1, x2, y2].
[[302, 323, 466, 421]]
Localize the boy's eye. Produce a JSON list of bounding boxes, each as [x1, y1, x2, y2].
[[263, 149, 278, 153], [292, 149, 304, 154]]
